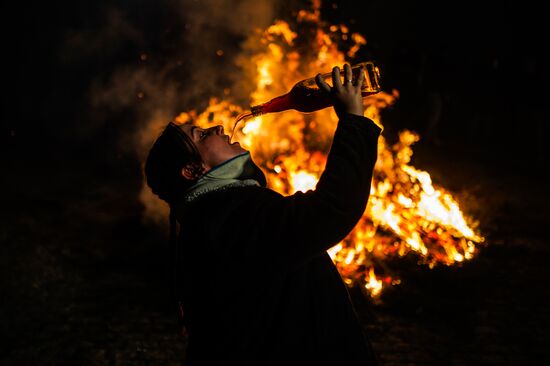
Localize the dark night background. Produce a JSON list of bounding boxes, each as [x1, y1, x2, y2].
[[1, 0, 548, 365]]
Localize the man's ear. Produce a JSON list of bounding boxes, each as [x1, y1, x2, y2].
[[182, 163, 204, 180]]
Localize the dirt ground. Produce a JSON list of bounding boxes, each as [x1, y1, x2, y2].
[[1, 136, 548, 366]]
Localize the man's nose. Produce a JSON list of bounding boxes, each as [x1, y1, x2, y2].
[[215, 125, 224, 135]]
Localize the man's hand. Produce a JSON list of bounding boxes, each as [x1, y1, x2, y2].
[[315, 63, 365, 118]]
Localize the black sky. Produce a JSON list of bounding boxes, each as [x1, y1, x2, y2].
[[3, 0, 546, 171]]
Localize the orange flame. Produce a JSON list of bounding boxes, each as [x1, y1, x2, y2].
[[171, 7, 484, 298]]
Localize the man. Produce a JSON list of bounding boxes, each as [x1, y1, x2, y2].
[[145, 64, 381, 365]]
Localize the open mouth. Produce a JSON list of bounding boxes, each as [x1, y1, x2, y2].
[[227, 135, 239, 145]]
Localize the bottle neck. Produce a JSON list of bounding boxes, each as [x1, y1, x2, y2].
[[250, 105, 264, 117], [251, 92, 293, 116]]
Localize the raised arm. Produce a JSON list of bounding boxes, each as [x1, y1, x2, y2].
[[254, 64, 382, 267]]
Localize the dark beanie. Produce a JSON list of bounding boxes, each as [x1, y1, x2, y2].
[[144, 122, 202, 203]]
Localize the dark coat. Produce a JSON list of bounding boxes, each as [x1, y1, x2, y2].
[[173, 114, 382, 365]]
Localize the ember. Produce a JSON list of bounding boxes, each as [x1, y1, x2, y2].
[[144, 3, 484, 298]]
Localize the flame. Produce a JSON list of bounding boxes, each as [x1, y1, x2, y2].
[[171, 5, 484, 298]]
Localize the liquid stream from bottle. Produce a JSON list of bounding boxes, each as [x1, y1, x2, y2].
[[230, 110, 254, 142]]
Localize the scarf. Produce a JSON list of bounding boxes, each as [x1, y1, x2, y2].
[[182, 151, 266, 203]]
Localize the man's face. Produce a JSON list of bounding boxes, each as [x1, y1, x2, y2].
[[180, 124, 246, 172]]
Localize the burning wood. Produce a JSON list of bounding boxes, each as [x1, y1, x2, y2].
[[168, 6, 484, 298]]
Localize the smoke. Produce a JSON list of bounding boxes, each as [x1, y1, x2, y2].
[[70, 0, 280, 226]]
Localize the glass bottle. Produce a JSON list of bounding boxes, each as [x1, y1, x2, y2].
[[240, 61, 380, 121], [234, 61, 381, 127]]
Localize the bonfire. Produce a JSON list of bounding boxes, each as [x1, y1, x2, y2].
[[142, 2, 484, 298]]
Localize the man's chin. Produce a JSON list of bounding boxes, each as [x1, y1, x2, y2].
[[232, 142, 246, 152]]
